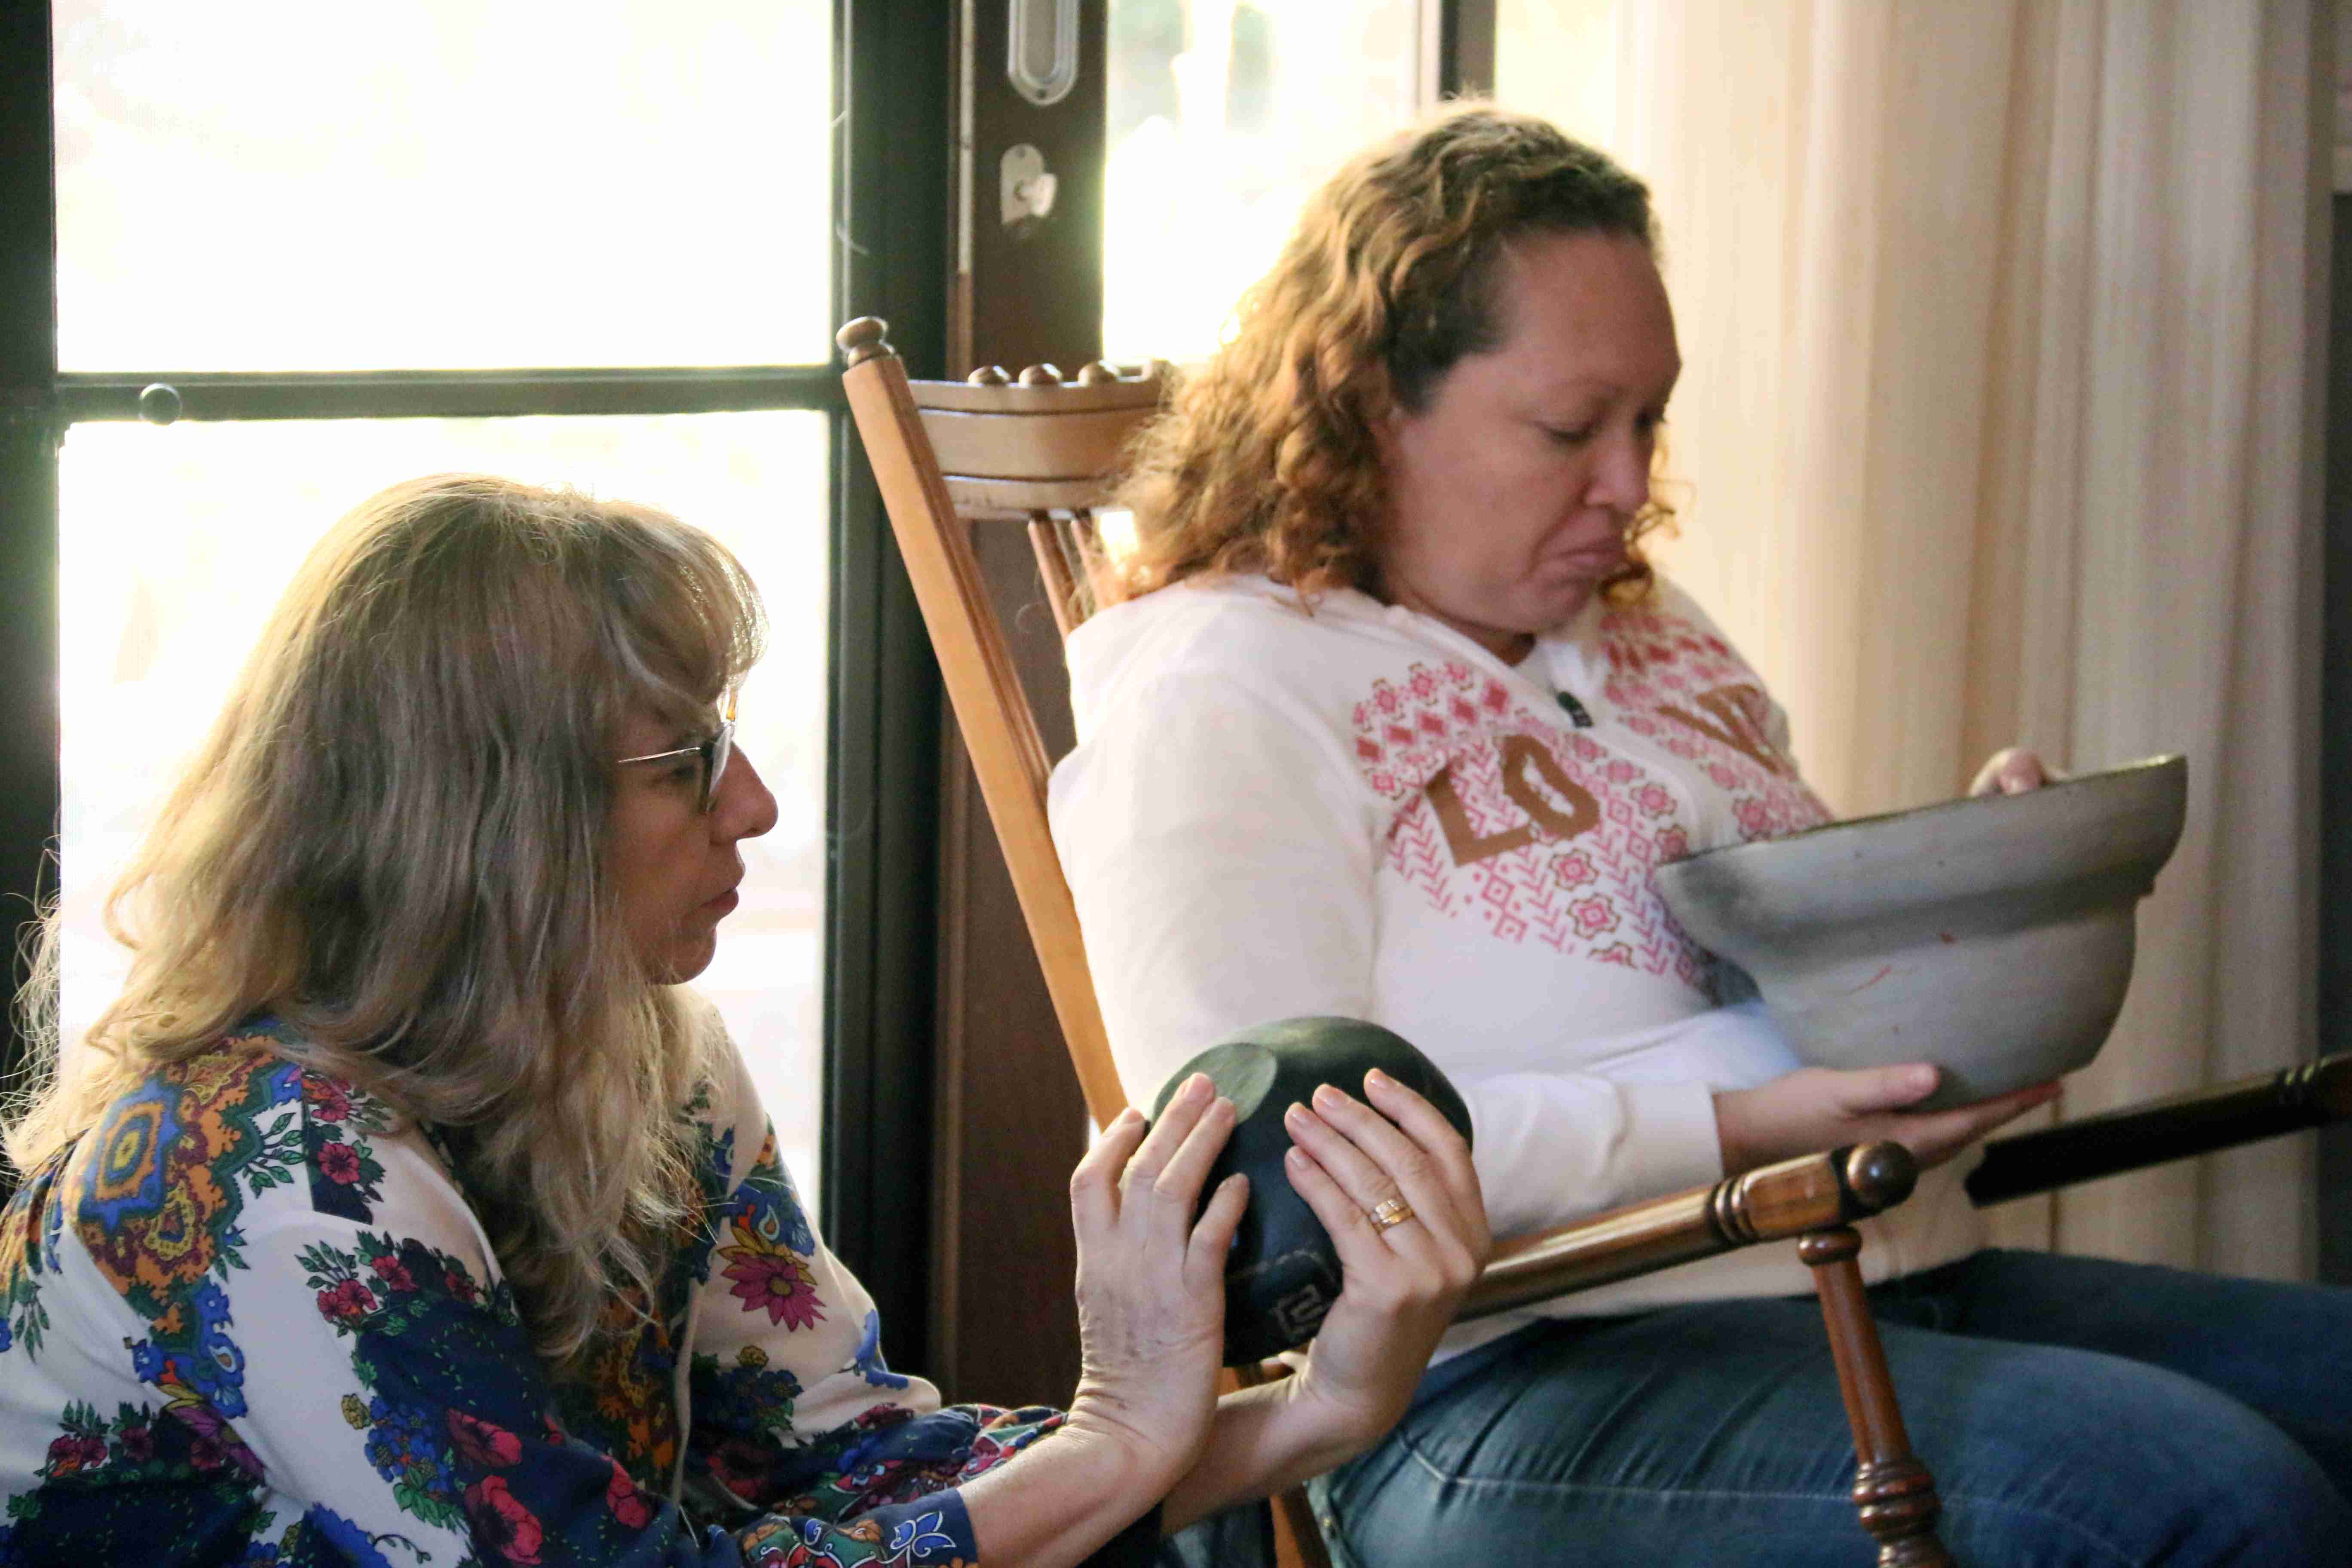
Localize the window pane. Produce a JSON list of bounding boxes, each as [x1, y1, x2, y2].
[[1494, 0, 1619, 151], [58, 414, 831, 1198], [1104, 0, 1424, 362], [53, 2, 833, 371]]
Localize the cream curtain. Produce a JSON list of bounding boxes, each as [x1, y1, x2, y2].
[[1507, 1, 2331, 1274]]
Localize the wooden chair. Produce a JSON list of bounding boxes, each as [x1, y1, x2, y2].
[[839, 316, 1954, 1566], [837, 314, 2352, 1568]]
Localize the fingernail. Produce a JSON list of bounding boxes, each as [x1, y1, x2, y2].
[[1313, 1084, 1344, 1111], [1285, 1147, 1309, 1168], [1184, 1072, 1212, 1102], [1212, 1095, 1235, 1116], [1284, 1102, 1312, 1127], [1366, 1068, 1393, 1090]]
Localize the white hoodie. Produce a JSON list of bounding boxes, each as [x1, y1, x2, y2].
[[1047, 574, 1983, 1359]]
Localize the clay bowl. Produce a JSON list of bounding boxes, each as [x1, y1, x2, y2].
[[1651, 756, 2187, 1109]]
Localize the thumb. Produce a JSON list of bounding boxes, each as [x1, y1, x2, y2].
[[1838, 1063, 1940, 1114]]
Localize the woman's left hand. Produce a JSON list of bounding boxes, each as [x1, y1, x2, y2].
[[1715, 1062, 2061, 1176], [1969, 746, 2059, 796], [1272, 1072, 1491, 1455]]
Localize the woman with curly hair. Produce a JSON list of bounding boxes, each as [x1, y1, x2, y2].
[[1053, 106, 2352, 1565], [0, 474, 1488, 1566]]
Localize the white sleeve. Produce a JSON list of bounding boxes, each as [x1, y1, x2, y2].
[[1459, 1004, 1800, 1239], [1463, 1077, 1723, 1240], [1050, 671, 1385, 1109]]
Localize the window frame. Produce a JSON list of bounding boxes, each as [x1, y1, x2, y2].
[[0, 0, 63, 1211], [917, 0, 1494, 1406], [0, 6, 954, 1374]]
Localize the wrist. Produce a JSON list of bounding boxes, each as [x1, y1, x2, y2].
[[956, 1409, 1177, 1568], [1266, 1362, 1389, 1474], [1063, 1387, 1203, 1496], [1160, 1364, 1392, 1534], [1712, 1089, 1752, 1175]]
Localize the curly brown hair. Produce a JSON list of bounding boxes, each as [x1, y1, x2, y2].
[[1111, 104, 1673, 608]]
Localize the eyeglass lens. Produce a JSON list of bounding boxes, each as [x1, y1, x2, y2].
[[702, 722, 735, 813]]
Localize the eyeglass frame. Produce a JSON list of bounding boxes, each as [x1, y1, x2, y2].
[[614, 693, 737, 814]]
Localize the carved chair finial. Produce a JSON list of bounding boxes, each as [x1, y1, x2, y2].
[[836, 316, 891, 367]]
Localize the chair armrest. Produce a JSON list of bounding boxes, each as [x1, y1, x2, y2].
[[1461, 1142, 1917, 1321], [1966, 1052, 2352, 1208]]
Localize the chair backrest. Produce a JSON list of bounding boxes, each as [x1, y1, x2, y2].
[[836, 315, 1165, 1127]]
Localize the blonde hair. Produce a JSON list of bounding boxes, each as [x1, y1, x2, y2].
[[4, 474, 766, 1364], [1113, 103, 1674, 606]]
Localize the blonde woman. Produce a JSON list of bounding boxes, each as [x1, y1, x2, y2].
[[0, 475, 1486, 1568]]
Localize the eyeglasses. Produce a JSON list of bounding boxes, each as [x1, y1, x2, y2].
[[616, 693, 736, 814]]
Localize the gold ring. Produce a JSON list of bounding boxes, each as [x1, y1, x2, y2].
[[1369, 1197, 1415, 1231]]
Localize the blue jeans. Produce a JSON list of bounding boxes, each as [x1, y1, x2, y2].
[[1269, 1252, 2352, 1567]]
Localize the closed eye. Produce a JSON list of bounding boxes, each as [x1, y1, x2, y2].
[[1541, 422, 1599, 447]]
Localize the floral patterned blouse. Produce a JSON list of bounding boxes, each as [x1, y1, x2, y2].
[[0, 1022, 1138, 1567]]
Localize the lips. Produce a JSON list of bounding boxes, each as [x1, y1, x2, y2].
[[702, 885, 740, 916], [1537, 547, 1625, 581], [1545, 516, 1633, 574]]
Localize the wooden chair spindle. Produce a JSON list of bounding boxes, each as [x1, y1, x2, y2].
[[1027, 513, 1085, 641], [1803, 1226, 1952, 1568]]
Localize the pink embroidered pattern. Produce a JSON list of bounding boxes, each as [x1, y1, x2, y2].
[[1600, 609, 1834, 841], [1352, 661, 1707, 988]]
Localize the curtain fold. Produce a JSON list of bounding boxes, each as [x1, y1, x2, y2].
[[1576, 0, 2328, 1275]]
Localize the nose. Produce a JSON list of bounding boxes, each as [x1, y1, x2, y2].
[[712, 748, 779, 842], [1587, 427, 1654, 516]]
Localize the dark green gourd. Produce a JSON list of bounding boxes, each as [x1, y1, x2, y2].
[[1149, 1016, 1473, 1364]]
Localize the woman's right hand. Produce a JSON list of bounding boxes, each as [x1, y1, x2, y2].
[[1267, 1070, 1491, 1461], [1063, 1073, 1251, 1492], [1713, 1063, 2059, 1177]]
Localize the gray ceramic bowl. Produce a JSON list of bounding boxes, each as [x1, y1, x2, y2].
[[1651, 756, 2187, 1109]]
